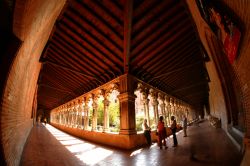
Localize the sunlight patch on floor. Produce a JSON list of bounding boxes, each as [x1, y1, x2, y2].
[[130, 148, 143, 157], [45, 124, 113, 165]]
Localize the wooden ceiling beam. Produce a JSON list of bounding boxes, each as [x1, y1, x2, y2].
[[123, 0, 133, 73], [44, 60, 103, 84], [136, 32, 194, 72], [131, 22, 192, 65], [65, 9, 123, 56], [149, 61, 203, 83], [131, 3, 184, 51], [81, 0, 123, 37], [46, 62, 98, 92], [171, 82, 208, 93], [39, 84, 72, 94], [49, 39, 105, 78], [70, 1, 123, 45], [132, 0, 175, 35], [53, 31, 112, 74], [148, 42, 198, 76], [56, 23, 122, 72], [59, 18, 123, 67]]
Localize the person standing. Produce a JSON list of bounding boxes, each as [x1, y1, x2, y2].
[[182, 115, 188, 137], [157, 116, 167, 149], [142, 119, 152, 146], [171, 116, 178, 147], [44, 117, 47, 126]]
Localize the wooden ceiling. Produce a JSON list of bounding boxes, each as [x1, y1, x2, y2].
[[38, 0, 209, 111]]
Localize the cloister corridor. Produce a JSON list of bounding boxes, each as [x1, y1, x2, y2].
[[20, 121, 241, 166]]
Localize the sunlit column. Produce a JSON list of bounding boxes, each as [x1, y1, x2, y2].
[[66, 104, 70, 126], [70, 103, 74, 127], [59, 110, 62, 124], [164, 95, 170, 126], [103, 97, 110, 132], [142, 91, 150, 127], [158, 94, 166, 125], [169, 97, 173, 117], [76, 99, 81, 128], [84, 99, 89, 130], [151, 91, 159, 125], [161, 102, 166, 124], [73, 101, 77, 127], [63, 106, 66, 125], [175, 100, 179, 123], [92, 96, 98, 131]]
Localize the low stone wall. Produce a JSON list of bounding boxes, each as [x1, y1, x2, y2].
[[51, 123, 158, 149]]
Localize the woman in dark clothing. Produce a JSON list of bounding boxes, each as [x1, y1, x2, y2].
[[171, 116, 178, 147]]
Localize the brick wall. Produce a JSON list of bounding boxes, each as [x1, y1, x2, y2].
[[186, 0, 250, 135], [186, 0, 250, 165], [0, 0, 66, 165], [221, 0, 250, 138]]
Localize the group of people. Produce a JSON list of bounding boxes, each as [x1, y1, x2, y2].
[[142, 115, 188, 149]]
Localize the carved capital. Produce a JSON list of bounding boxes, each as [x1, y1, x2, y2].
[[103, 99, 110, 107], [118, 92, 136, 102]]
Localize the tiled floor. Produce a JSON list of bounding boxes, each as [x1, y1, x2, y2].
[[21, 120, 242, 166]]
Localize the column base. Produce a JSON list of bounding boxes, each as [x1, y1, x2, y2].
[[119, 129, 137, 135]]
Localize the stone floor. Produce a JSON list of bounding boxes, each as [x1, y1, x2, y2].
[[21, 120, 242, 166]]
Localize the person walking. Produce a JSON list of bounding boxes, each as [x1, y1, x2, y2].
[[142, 119, 152, 146], [157, 116, 167, 149], [182, 115, 188, 137], [171, 116, 178, 147]]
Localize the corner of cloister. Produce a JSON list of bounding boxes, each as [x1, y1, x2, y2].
[[0, 0, 250, 166]]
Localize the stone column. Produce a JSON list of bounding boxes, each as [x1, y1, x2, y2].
[[103, 97, 110, 132], [73, 101, 78, 127], [84, 99, 89, 130], [142, 91, 150, 127], [169, 97, 173, 117], [63, 106, 67, 125], [151, 92, 159, 125], [71, 103, 75, 127], [77, 99, 83, 128], [92, 96, 98, 131], [165, 95, 170, 126], [158, 94, 166, 124], [160, 102, 166, 124], [118, 74, 137, 135], [67, 104, 71, 126]]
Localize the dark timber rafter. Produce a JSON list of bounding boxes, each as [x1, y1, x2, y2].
[[171, 82, 208, 93], [123, 0, 133, 73], [44, 60, 103, 84]]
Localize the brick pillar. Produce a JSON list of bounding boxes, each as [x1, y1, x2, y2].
[[118, 74, 136, 135]]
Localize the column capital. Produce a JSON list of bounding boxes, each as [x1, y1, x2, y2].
[[92, 101, 98, 110], [142, 99, 149, 105], [103, 98, 110, 107], [118, 92, 136, 102], [151, 97, 158, 106]]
